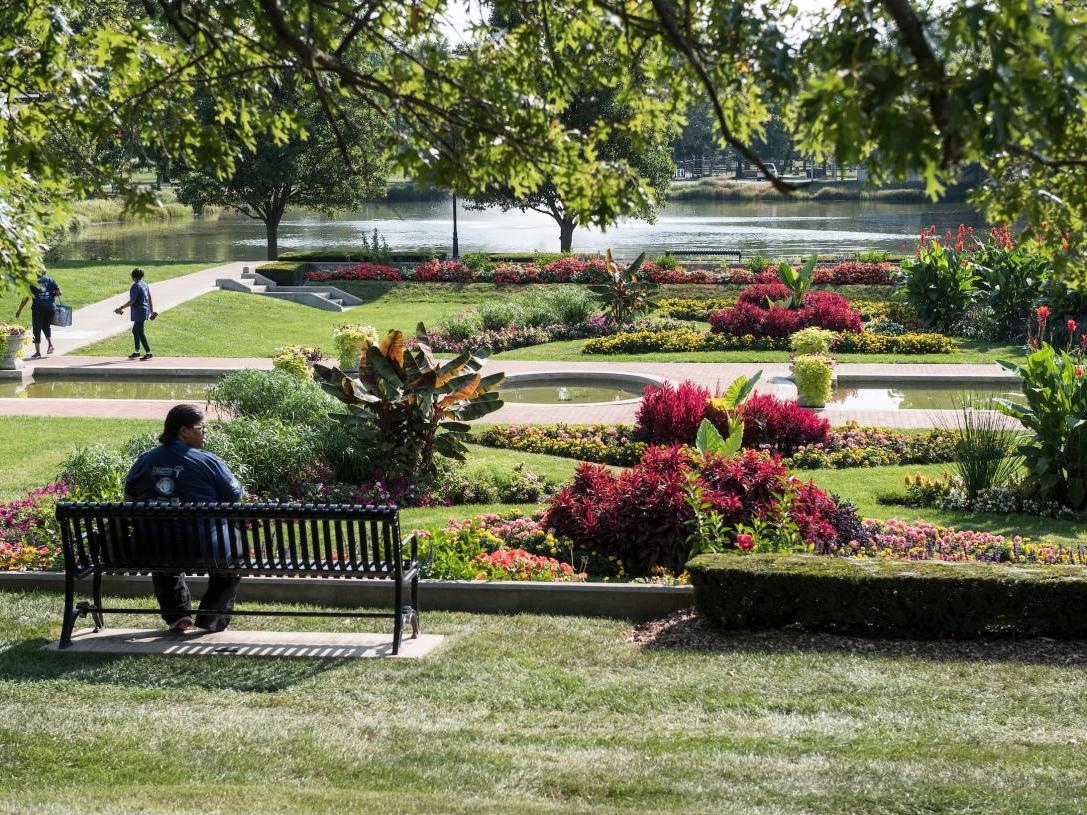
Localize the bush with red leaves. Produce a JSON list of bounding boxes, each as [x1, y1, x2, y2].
[[544, 446, 847, 575], [733, 393, 831, 454], [412, 259, 472, 282], [304, 263, 403, 283], [647, 267, 720, 284], [634, 380, 711, 444], [811, 261, 895, 285], [709, 287, 863, 337]]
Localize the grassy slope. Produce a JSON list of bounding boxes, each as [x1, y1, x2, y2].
[[0, 417, 160, 500], [3, 591, 1087, 813], [72, 281, 1023, 364], [74, 289, 475, 357], [0, 261, 211, 328]]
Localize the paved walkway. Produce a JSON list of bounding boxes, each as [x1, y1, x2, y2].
[[30, 261, 257, 356], [0, 355, 1019, 428]]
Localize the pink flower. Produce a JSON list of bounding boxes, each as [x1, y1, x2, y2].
[[1069, 320, 1078, 336], [735, 533, 754, 552]]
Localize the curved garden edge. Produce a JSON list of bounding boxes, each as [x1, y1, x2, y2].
[[0, 572, 693, 620]]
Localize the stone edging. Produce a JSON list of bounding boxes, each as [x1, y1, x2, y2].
[[0, 571, 693, 620]]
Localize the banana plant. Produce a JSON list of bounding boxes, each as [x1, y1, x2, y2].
[[313, 322, 504, 481], [776, 255, 818, 308], [995, 345, 1087, 509], [590, 249, 660, 325]]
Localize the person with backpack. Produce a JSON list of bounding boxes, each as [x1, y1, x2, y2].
[[114, 267, 158, 360], [14, 272, 62, 358]]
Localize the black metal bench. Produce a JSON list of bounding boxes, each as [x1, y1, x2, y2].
[[55, 501, 420, 654]]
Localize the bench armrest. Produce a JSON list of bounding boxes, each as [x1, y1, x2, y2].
[[401, 532, 417, 564]]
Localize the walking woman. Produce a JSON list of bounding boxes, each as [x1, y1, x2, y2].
[[114, 267, 156, 360], [14, 271, 62, 359]]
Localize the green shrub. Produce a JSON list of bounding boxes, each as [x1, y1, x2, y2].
[[206, 369, 338, 426], [792, 354, 834, 407], [997, 344, 1087, 509], [436, 309, 484, 340], [255, 261, 309, 286], [688, 552, 1087, 638], [855, 249, 892, 263], [790, 327, 836, 355], [57, 445, 129, 501], [901, 240, 978, 330], [209, 418, 326, 497], [653, 253, 679, 270], [744, 253, 774, 274], [477, 300, 525, 331], [460, 252, 496, 274]]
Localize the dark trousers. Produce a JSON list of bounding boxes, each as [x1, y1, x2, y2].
[[152, 572, 242, 632], [132, 320, 150, 352], [31, 307, 53, 344]]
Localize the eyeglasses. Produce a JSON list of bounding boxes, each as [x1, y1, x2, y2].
[[188, 424, 207, 433]]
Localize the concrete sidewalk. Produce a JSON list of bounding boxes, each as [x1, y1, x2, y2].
[[32, 261, 259, 357]]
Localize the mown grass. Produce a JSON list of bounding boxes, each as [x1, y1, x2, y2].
[[799, 462, 1087, 548], [74, 289, 478, 357], [2, 589, 1087, 814], [0, 417, 160, 500], [0, 261, 212, 328]]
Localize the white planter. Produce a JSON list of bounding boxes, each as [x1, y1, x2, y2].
[[1, 334, 25, 370]]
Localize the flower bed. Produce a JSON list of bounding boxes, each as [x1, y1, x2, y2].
[[423, 317, 691, 355], [301, 259, 899, 286], [658, 296, 919, 325], [476, 424, 646, 466], [0, 483, 67, 571], [709, 285, 864, 337], [582, 328, 956, 355], [477, 421, 961, 470]]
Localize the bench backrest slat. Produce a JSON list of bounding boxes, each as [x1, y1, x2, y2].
[[55, 502, 404, 576]]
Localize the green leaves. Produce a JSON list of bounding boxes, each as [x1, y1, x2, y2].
[[720, 371, 762, 411], [694, 418, 744, 459]]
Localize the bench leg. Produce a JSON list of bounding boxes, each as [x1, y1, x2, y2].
[[59, 571, 77, 648], [392, 572, 404, 655], [410, 571, 420, 639], [91, 571, 105, 631]]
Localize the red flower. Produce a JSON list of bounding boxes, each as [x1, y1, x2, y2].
[[735, 533, 754, 552], [1069, 320, 1078, 336], [1036, 306, 1051, 322], [1076, 366, 1083, 378]]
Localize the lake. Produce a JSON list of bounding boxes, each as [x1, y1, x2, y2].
[[61, 198, 984, 261]]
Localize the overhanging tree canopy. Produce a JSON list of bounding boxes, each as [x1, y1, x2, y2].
[[0, 1, 1085, 286]]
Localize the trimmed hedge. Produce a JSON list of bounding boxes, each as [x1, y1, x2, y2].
[[688, 552, 1087, 638], [582, 329, 956, 356], [255, 261, 310, 286]]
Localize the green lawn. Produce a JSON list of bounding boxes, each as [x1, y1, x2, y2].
[[2, 591, 1087, 813], [0, 417, 160, 500], [800, 462, 1087, 548], [75, 289, 479, 357], [0, 261, 212, 327]]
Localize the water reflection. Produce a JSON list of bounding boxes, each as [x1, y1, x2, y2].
[[60, 199, 984, 261]]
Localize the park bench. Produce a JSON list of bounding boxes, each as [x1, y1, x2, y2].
[[55, 501, 420, 654]]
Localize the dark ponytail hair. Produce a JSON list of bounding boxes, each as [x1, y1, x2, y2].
[[131, 267, 145, 280], [159, 404, 204, 444]]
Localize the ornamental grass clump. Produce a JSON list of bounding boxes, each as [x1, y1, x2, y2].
[[948, 396, 1023, 499]]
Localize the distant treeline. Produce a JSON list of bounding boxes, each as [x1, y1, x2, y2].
[[668, 178, 975, 204]]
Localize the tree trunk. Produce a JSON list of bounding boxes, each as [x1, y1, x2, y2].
[[558, 218, 575, 253], [265, 217, 280, 260]]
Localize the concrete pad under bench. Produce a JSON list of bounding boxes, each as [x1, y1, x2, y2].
[[46, 628, 444, 659]]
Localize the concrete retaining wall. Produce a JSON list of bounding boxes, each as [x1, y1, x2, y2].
[[0, 572, 693, 620]]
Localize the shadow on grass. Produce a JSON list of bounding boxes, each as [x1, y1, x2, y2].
[[0, 638, 348, 692], [631, 609, 1087, 666]]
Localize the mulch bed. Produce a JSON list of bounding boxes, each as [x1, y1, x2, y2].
[[627, 608, 1087, 665]]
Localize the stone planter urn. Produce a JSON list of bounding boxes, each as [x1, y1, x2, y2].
[[1, 333, 26, 370]]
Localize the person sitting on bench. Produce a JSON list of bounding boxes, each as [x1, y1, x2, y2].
[[124, 404, 244, 633]]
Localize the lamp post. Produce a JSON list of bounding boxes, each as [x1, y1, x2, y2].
[[451, 193, 460, 260]]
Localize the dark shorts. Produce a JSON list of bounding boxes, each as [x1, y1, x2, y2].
[[30, 306, 54, 343]]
